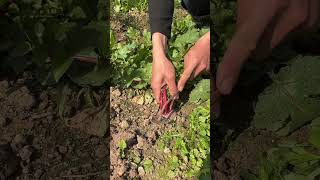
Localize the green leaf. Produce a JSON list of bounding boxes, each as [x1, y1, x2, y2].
[[143, 159, 153, 172], [189, 79, 210, 103], [253, 56, 320, 136], [69, 64, 110, 87], [35, 22, 45, 38], [52, 58, 73, 82], [70, 6, 86, 19], [309, 117, 320, 148]]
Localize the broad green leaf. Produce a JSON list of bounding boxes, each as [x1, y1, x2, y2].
[[69, 64, 110, 87], [52, 58, 73, 82], [143, 159, 153, 172], [189, 79, 210, 103], [253, 56, 320, 136]]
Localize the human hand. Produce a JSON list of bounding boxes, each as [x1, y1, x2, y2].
[[151, 33, 179, 103], [177, 32, 210, 91], [216, 0, 320, 95]]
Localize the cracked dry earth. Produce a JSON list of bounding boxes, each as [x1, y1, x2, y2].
[[110, 87, 193, 179]]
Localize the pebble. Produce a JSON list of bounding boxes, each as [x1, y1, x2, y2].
[[136, 136, 145, 149], [34, 169, 43, 178], [112, 89, 122, 97], [164, 147, 171, 154], [117, 164, 126, 176], [11, 134, 27, 151], [138, 166, 145, 176], [58, 145, 68, 154], [19, 145, 33, 162], [0, 115, 7, 127], [120, 120, 129, 129]]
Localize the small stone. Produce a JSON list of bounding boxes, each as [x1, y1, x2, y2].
[[138, 166, 145, 176], [120, 120, 129, 129], [19, 145, 33, 162], [115, 107, 121, 113], [0, 115, 7, 127], [34, 169, 43, 178], [95, 145, 107, 159], [112, 89, 121, 97], [11, 134, 27, 151], [164, 147, 170, 154], [137, 96, 144, 105], [58, 145, 68, 154], [136, 136, 145, 149], [117, 164, 126, 176], [132, 96, 144, 105], [38, 92, 48, 110], [144, 91, 154, 104]]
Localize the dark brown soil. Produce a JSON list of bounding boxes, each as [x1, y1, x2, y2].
[[0, 72, 108, 180]]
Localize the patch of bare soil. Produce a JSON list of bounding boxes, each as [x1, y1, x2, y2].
[[111, 10, 149, 42], [213, 129, 277, 180], [0, 72, 108, 180], [110, 87, 192, 179]]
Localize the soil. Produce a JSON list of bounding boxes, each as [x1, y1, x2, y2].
[[0, 72, 108, 180], [109, 87, 194, 179]]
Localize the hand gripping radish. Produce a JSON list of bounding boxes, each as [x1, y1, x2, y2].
[[158, 85, 178, 119]]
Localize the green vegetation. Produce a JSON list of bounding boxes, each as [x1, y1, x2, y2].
[[157, 80, 210, 179], [119, 139, 127, 158], [0, 0, 108, 87]]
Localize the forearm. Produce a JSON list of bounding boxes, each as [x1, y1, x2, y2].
[[152, 33, 168, 60]]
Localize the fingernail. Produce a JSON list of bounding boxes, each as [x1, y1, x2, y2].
[[219, 77, 233, 94]]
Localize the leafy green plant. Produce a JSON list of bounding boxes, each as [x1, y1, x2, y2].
[[113, 0, 148, 13], [0, 0, 108, 87], [189, 79, 210, 104], [143, 159, 154, 172], [157, 99, 210, 178], [252, 56, 320, 136], [119, 139, 127, 158], [250, 142, 320, 180]]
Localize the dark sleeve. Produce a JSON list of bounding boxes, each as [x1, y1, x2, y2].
[[148, 0, 174, 39]]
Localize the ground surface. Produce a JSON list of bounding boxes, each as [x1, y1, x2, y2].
[[109, 87, 195, 179], [0, 72, 108, 180]]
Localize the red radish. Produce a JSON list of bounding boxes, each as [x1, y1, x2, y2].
[[159, 85, 175, 119]]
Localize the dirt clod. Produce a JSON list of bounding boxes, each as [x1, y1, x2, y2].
[[11, 134, 27, 152], [18, 145, 33, 162], [58, 145, 68, 154], [120, 120, 129, 129], [7, 86, 35, 110]]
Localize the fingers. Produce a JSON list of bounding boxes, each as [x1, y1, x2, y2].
[[216, 0, 282, 95], [165, 72, 179, 98], [306, 0, 320, 31], [151, 82, 161, 104], [271, 0, 309, 48], [177, 57, 196, 92]]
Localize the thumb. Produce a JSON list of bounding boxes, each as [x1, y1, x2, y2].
[[178, 66, 194, 92]]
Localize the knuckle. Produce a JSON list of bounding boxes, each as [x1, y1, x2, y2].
[[199, 63, 207, 70]]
